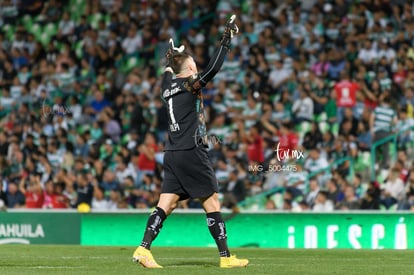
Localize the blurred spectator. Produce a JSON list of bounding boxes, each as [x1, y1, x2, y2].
[[73, 173, 93, 207], [153, 96, 169, 143], [36, 0, 58, 20], [100, 110, 121, 143], [92, 185, 109, 210], [1, 0, 19, 25], [398, 172, 414, 210], [108, 188, 123, 210], [56, 11, 75, 43], [20, 175, 44, 208], [360, 181, 381, 210], [100, 169, 119, 193], [313, 191, 334, 212], [291, 85, 314, 124], [326, 178, 340, 204], [221, 169, 246, 212], [268, 58, 291, 93], [0, 132, 9, 156], [51, 182, 70, 209], [302, 122, 323, 150], [305, 177, 320, 208], [339, 108, 358, 137], [337, 185, 360, 210], [334, 71, 360, 124], [396, 106, 414, 149], [304, 148, 329, 174], [6, 181, 25, 208], [89, 90, 110, 114], [240, 123, 264, 164], [0, 181, 8, 209], [381, 167, 405, 209], [121, 24, 142, 55], [283, 163, 307, 198], [136, 132, 158, 186], [115, 155, 135, 183], [371, 94, 398, 169], [352, 173, 365, 199], [265, 197, 276, 210]]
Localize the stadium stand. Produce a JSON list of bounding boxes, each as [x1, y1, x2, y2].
[[0, 0, 414, 212]]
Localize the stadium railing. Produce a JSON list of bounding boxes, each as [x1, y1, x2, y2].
[[370, 126, 414, 182]]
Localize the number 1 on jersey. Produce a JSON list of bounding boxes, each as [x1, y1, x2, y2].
[[168, 97, 180, 132]]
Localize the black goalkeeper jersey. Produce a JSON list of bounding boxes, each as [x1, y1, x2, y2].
[[161, 45, 229, 151]]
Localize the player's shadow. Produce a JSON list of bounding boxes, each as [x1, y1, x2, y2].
[[167, 261, 216, 267]]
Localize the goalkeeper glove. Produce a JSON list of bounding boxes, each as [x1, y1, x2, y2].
[[221, 14, 239, 49], [165, 38, 185, 68]]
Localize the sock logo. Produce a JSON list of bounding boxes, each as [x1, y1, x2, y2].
[[218, 222, 227, 240], [149, 216, 161, 235], [207, 218, 215, 227]]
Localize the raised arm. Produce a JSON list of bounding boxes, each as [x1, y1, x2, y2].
[[200, 15, 239, 85], [198, 45, 229, 86], [186, 15, 239, 90]]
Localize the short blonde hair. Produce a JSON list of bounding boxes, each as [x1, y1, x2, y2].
[[170, 52, 190, 74]]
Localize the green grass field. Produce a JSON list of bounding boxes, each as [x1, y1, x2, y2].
[[1, 245, 414, 274]]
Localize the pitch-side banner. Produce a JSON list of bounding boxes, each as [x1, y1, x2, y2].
[[228, 213, 412, 249], [1, 212, 413, 248], [81, 212, 414, 249], [0, 212, 80, 245]]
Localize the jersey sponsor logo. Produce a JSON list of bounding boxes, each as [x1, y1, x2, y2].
[[163, 89, 171, 98], [171, 82, 177, 87], [163, 87, 181, 99]]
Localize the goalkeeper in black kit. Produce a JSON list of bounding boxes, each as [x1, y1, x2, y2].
[[132, 15, 249, 268]]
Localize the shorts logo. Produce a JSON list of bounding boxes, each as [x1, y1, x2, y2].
[[207, 218, 215, 227]]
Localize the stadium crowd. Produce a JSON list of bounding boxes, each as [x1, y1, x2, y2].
[[0, 0, 414, 212]]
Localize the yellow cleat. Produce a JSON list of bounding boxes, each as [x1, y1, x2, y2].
[[220, 255, 249, 268], [132, 246, 163, 268]]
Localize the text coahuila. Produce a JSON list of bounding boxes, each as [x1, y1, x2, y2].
[[0, 224, 45, 238]]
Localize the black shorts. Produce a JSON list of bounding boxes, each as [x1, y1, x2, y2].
[[162, 146, 219, 200]]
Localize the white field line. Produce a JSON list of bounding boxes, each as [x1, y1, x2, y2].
[[28, 266, 86, 269], [1, 255, 113, 259], [157, 257, 270, 260], [2, 255, 271, 260]]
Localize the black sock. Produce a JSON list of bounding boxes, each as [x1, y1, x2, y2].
[[140, 207, 167, 249], [206, 212, 230, 257]]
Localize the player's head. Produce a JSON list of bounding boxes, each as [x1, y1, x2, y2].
[[171, 52, 197, 75]]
